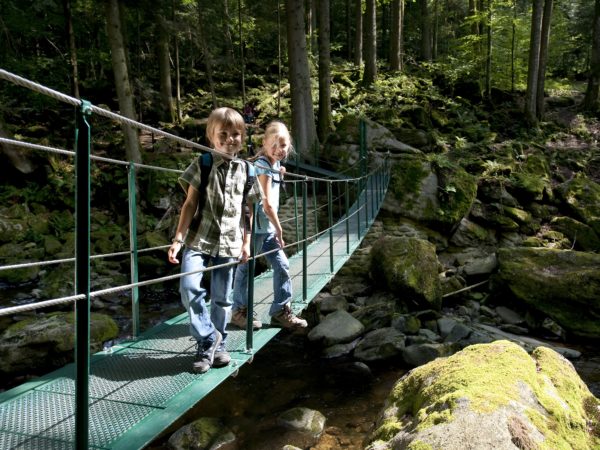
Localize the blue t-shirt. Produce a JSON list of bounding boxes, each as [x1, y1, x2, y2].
[[254, 156, 282, 234]]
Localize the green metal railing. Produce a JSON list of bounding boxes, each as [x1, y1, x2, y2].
[[0, 68, 391, 450]]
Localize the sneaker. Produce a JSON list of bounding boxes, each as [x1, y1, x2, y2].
[[270, 304, 307, 329], [193, 330, 222, 374], [231, 306, 262, 329], [213, 342, 231, 368]]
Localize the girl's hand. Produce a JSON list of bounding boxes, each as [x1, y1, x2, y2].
[[168, 242, 183, 264], [279, 166, 286, 176], [240, 242, 251, 263]]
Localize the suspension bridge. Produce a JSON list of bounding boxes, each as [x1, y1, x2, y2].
[[0, 69, 390, 450]]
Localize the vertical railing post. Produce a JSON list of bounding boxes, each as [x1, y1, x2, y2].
[[293, 181, 300, 252], [312, 179, 318, 236], [359, 118, 367, 190], [302, 180, 308, 302], [370, 173, 375, 221], [246, 203, 257, 352], [356, 180, 362, 240], [365, 173, 370, 228], [75, 100, 92, 450], [128, 163, 140, 338], [327, 181, 333, 273], [345, 181, 350, 254]]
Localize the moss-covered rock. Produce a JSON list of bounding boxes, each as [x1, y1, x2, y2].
[[0, 312, 118, 375], [371, 236, 442, 310], [495, 247, 600, 338], [510, 154, 553, 202], [384, 157, 477, 233], [555, 174, 600, 235], [550, 216, 600, 252], [168, 417, 235, 450], [366, 340, 600, 450]]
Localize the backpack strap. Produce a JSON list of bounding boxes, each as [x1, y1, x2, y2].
[[242, 160, 256, 232], [197, 152, 213, 214]]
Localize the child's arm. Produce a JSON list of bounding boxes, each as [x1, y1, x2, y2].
[[258, 173, 284, 248], [168, 186, 200, 264]]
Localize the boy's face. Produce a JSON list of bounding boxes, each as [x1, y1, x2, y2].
[[212, 125, 243, 156]]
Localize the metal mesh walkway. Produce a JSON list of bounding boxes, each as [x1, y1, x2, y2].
[[0, 178, 386, 450]]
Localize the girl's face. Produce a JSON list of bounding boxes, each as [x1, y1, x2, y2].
[[211, 124, 243, 156], [265, 135, 290, 162]]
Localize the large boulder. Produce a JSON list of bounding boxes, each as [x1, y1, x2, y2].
[[383, 157, 477, 233], [495, 247, 600, 338], [370, 236, 442, 310], [366, 340, 600, 450], [555, 173, 600, 235], [0, 312, 119, 375]]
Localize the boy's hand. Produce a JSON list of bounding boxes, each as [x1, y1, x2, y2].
[[240, 242, 251, 263]]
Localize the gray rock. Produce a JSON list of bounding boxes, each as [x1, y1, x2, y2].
[[495, 306, 524, 325], [318, 294, 348, 313], [277, 407, 326, 438], [402, 342, 456, 367], [391, 315, 421, 335], [443, 323, 472, 343], [463, 253, 498, 276], [168, 417, 236, 450], [354, 328, 406, 362], [437, 317, 458, 338], [307, 310, 364, 346], [418, 328, 441, 342], [321, 338, 360, 359]]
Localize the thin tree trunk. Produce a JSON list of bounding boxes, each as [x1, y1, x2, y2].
[[318, 0, 332, 142], [346, 0, 352, 60], [525, 0, 544, 124], [286, 0, 318, 159], [172, 0, 182, 122], [354, 0, 363, 66], [485, 0, 492, 100], [239, 0, 246, 105], [419, 0, 431, 61], [197, 0, 217, 108], [584, 0, 600, 110], [105, 0, 141, 163], [363, 0, 376, 84], [432, 0, 438, 60], [511, 0, 516, 92], [277, 0, 282, 116], [536, 0, 553, 119], [62, 0, 79, 98], [222, 0, 235, 66], [157, 16, 175, 122], [389, 0, 403, 71]]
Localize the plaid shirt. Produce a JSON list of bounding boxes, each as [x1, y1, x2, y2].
[[179, 155, 261, 257]]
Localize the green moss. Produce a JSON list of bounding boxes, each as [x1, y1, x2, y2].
[[390, 159, 429, 206], [370, 341, 600, 449], [407, 441, 433, 450]]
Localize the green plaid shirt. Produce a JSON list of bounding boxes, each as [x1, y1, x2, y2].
[[179, 155, 261, 257]]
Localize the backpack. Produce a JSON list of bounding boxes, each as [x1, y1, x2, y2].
[[196, 152, 256, 229]]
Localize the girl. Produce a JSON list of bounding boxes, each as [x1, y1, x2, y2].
[[168, 107, 261, 373], [230, 121, 307, 329]]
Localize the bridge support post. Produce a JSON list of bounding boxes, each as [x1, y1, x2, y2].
[[302, 180, 308, 302], [75, 100, 92, 450], [327, 182, 333, 273], [128, 163, 140, 338], [246, 204, 257, 351], [345, 181, 350, 254]]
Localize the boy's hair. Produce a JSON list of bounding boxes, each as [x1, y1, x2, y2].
[[206, 107, 246, 147], [258, 120, 294, 161]]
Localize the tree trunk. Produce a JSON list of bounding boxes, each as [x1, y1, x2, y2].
[[286, 0, 318, 159], [105, 0, 141, 163], [346, 0, 352, 60], [172, 0, 182, 122], [363, 0, 377, 84], [511, 0, 516, 92], [239, 0, 246, 105], [419, 0, 431, 61], [157, 16, 175, 123], [525, 0, 543, 125], [307, 0, 317, 55], [62, 0, 80, 98], [197, 0, 217, 109], [389, 0, 403, 71], [584, 0, 600, 111], [317, 0, 332, 142], [222, 0, 235, 66], [354, 0, 363, 66], [432, 0, 438, 60], [535, 0, 553, 119], [485, 0, 492, 100]]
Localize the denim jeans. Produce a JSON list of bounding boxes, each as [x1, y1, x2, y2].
[[232, 232, 292, 316], [180, 247, 235, 344]]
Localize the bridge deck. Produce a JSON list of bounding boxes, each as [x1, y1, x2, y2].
[[0, 185, 381, 450]]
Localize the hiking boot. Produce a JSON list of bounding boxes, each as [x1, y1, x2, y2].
[[231, 307, 262, 329], [193, 330, 222, 374], [213, 342, 231, 368], [270, 304, 307, 329]]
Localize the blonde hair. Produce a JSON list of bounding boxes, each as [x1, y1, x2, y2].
[[206, 107, 246, 147], [258, 120, 294, 161]]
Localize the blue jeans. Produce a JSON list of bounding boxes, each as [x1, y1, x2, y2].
[[232, 232, 292, 316], [180, 247, 235, 344]]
